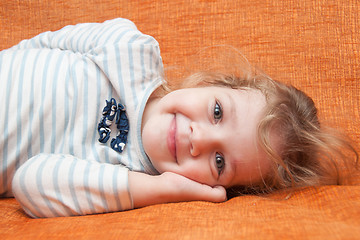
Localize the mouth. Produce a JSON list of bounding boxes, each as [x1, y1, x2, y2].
[[167, 114, 177, 162]]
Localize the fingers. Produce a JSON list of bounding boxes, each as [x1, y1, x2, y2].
[[211, 185, 227, 202], [162, 172, 227, 203], [198, 184, 227, 203]]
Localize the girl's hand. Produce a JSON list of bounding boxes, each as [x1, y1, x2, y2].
[[129, 171, 227, 209], [159, 172, 227, 203]]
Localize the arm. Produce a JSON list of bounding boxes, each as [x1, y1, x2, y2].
[[129, 171, 227, 209], [11, 18, 138, 53], [12, 154, 226, 218], [12, 154, 132, 218]]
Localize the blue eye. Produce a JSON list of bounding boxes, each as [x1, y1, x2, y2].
[[215, 153, 225, 176], [214, 101, 222, 122]]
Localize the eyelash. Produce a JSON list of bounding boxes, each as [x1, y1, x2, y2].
[[213, 100, 223, 123], [213, 100, 225, 177], [213, 100, 225, 176], [215, 153, 225, 176]]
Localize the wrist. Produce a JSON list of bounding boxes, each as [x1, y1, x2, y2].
[[128, 171, 167, 208]]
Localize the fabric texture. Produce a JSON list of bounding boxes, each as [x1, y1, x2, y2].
[[0, 0, 359, 239]]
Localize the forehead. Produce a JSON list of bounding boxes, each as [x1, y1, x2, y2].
[[218, 88, 271, 187], [215, 87, 267, 122]]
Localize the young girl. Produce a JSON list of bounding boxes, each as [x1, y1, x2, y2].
[[0, 18, 358, 218]]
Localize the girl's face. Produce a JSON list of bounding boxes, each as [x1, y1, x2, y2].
[[141, 86, 272, 188]]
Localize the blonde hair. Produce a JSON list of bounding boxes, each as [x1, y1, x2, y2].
[[179, 70, 359, 195]]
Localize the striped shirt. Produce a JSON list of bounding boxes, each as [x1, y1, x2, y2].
[[0, 18, 164, 217]]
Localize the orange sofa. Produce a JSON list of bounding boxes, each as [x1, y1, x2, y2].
[[1, 0, 359, 239]]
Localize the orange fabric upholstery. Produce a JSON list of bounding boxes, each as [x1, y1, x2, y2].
[[1, 0, 359, 239]]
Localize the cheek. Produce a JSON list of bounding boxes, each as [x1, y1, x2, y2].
[[174, 161, 216, 186], [164, 91, 204, 116], [244, 157, 272, 185], [142, 118, 166, 161]]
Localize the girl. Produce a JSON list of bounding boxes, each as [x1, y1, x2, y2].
[[0, 18, 358, 218]]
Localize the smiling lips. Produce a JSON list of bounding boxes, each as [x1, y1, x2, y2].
[[167, 115, 177, 161]]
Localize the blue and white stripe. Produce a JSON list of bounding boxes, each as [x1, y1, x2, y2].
[[0, 18, 164, 217]]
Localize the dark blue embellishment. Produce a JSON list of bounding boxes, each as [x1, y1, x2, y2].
[[97, 98, 129, 153], [98, 98, 117, 143], [110, 103, 129, 153], [110, 133, 127, 152], [115, 103, 129, 132]]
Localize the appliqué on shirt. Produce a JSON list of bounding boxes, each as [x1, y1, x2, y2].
[[98, 98, 129, 153]]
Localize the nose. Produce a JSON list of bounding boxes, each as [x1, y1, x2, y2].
[[189, 122, 221, 157]]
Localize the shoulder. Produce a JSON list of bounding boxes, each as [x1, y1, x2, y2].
[[92, 18, 159, 48]]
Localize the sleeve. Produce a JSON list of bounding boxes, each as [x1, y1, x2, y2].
[[11, 154, 133, 218], [11, 18, 138, 54]]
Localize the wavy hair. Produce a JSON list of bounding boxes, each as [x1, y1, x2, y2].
[[179, 70, 359, 196]]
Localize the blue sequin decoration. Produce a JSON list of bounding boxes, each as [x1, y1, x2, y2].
[[98, 98, 129, 153]]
